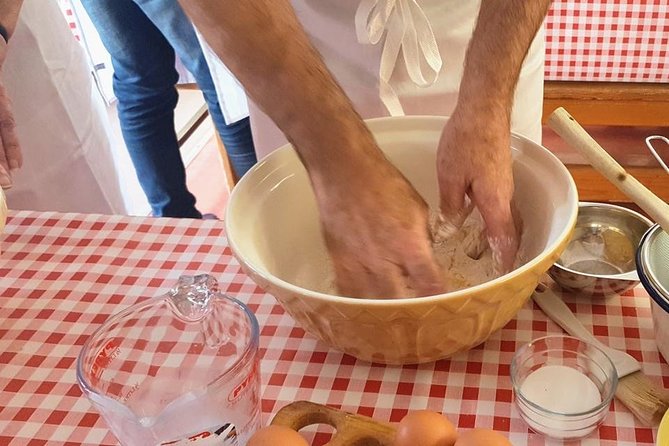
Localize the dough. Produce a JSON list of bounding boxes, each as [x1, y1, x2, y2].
[[301, 210, 523, 298]]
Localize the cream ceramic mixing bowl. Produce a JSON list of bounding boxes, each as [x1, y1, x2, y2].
[[226, 116, 578, 364]]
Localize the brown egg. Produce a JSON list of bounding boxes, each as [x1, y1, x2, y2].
[[247, 425, 309, 446], [394, 410, 458, 446], [454, 428, 512, 446]]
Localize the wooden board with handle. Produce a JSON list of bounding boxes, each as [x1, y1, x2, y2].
[[270, 401, 397, 446]]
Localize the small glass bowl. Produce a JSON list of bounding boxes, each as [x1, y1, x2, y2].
[[510, 335, 618, 440]]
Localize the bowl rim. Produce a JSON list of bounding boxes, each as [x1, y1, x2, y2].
[[226, 115, 579, 305], [637, 224, 669, 314], [551, 201, 652, 281]]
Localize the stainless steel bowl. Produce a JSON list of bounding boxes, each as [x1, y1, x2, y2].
[[637, 224, 669, 364], [549, 202, 653, 297]]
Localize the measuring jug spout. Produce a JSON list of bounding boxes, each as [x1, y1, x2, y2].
[[167, 274, 219, 322]]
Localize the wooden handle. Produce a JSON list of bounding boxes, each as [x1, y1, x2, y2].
[[548, 107, 669, 232], [271, 401, 397, 446], [532, 283, 641, 378]]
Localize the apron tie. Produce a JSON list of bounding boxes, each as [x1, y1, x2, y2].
[[355, 0, 442, 116]]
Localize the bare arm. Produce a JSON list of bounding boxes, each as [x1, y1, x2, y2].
[[460, 0, 550, 118], [0, 0, 24, 37], [177, 1, 380, 185], [179, 0, 445, 298], [0, 0, 25, 188], [438, 0, 551, 271]]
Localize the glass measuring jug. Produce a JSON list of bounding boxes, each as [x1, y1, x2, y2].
[[77, 274, 261, 445]]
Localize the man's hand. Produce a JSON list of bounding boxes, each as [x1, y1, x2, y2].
[[0, 39, 21, 189], [436, 0, 551, 272], [437, 109, 517, 273], [316, 139, 445, 298]]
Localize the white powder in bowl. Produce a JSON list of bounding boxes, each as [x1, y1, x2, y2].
[[431, 213, 498, 291]]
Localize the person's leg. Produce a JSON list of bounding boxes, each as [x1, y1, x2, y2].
[[81, 0, 201, 218], [214, 117, 257, 180], [133, 0, 258, 179]]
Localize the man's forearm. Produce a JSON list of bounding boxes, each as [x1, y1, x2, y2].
[[0, 0, 24, 38], [458, 0, 551, 116], [178, 0, 381, 183]]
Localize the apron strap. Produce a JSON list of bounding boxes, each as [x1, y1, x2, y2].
[[355, 0, 443, 116]]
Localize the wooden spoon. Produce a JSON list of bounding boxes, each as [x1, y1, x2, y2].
[[548, 107, 669, 232]]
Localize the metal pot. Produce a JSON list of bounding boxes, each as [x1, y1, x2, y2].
[[636, 224, 669, 364]]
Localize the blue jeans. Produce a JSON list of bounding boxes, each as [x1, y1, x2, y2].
[[81, 0, 257, 218]]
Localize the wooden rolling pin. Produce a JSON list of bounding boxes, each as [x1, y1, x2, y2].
[[271, 401, 396, 445], [548, 107, 669, 233]]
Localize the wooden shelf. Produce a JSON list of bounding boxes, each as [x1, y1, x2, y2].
[[543, 81, 669, 127], [567, 165, 669, 203]]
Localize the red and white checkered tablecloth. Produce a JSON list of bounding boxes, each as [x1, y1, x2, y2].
[[0, 211, 667, 446], [545, 0, 669, 82]]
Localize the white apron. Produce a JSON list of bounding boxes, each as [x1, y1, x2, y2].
[[3, 0, 128, 214], [250, 0, 545, 159]]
